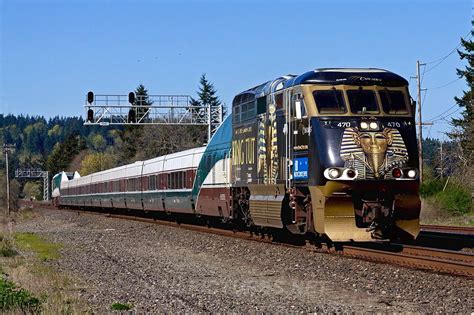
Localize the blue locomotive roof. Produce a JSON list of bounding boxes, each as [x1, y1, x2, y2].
[[286, 68, 408, 87], [233, 68, 408, 106]]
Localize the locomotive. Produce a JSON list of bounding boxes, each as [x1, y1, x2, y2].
[[53, 68, 421, 242]]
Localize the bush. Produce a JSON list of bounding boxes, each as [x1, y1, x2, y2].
[[111, 302, 134, 311], [420, 179, 444, 197], [435, 185, 472, 215], [0, 234, 17, 257], [0, 278, 41, 312]]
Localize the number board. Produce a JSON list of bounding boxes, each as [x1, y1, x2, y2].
[[293, 157, 309, 180]]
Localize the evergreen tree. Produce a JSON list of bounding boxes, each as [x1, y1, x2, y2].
[[188, 96, 204, 119], [134, 84, 153, 122], [196, 74, 225, 138], [197, 74, 222, 111], [46, 133, 86, 175], [449, 31, 473, 154]]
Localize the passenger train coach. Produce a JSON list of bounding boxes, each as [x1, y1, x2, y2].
[[53, 68, 421, 242]]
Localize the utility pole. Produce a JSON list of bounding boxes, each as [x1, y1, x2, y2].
[[439, 140, 444, 179], [416, 60, 427, 184], [3, 144, 15, 216]]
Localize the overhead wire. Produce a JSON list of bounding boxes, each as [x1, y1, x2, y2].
[[426, 77, 462, 90], [429, 106, 461, 122], [423, 30, 472, 74]]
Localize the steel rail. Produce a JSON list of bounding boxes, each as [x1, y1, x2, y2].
[[19, 201, 474, 278], [420, 224, 474, 235], [342, 246, 473, 278]]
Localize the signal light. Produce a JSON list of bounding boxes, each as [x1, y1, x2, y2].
[[392, 168, 402, 178], [128, 92, 135, 104], [87, 108, 94, 122], [360, 122, 369, 130], [87, 91, 94, 104], [128, 109, 136, 123]]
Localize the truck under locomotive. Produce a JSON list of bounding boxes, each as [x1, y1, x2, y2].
[[54, 68, 421, 242]]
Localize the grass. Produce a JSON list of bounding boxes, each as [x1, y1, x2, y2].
[[0, 277, 41, 313], [111, 302, 134, 311], [421, 199, 474, 226], [0, 211, 92, 313], [0, 234, 17, 257], [14, 232, 61, 261]]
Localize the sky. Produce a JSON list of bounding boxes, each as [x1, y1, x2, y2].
[[0, 0, 471, 139]]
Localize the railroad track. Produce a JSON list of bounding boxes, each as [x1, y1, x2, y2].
[[18, 201, 474, 278], [340, 244, 473, 278], [420, 224, 474, 235]]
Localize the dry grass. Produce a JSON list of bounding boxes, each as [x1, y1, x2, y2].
[[420, 198, 474, 226], [0, 211, 92, 314]]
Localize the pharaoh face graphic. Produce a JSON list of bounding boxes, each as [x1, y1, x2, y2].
[[353, 129, 393, 177], [340, 126, 408, 179]]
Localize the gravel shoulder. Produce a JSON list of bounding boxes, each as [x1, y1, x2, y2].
[[12, 208, 474, 313]]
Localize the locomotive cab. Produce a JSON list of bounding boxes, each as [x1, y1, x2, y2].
[[298, 70, 421, 241], [231, 68, 421, 242]]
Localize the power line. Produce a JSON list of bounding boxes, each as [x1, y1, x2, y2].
[[429, 105, 461, 122], [426, 77, 462, 90], [423, 30, 472, 74], [422, 88, 428, 107]]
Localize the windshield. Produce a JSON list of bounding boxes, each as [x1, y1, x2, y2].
[[347, 89, 379, 114], [312, 89, 346, 114], [379, 89, 408, 114]]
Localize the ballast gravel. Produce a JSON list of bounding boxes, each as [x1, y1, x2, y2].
[[13, 208, 473, 313]]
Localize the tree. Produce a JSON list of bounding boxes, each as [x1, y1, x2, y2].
[[196, 74, 225, 139], [449, 32, 473, 154], [0, 171, 20, 211], [79, 152, 117, 176], [447, 29, 474, 192], [90, 133, 107, 152], [197, 74, 223, 114], [23, 181, 42, 200], [46, 133, 86, 176], [134, 84, 153, 122]]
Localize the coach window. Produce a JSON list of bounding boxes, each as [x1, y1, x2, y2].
[[149, 175, 155, 190]]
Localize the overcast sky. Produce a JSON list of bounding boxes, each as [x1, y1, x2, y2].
[[0, 0, 471, 139]]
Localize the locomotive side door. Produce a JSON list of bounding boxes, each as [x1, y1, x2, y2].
[[283, 90, 310, 185]]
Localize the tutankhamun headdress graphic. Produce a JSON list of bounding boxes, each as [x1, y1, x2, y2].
[[340, 127, 408, 179]]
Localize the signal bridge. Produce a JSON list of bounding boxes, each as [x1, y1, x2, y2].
[[15, 169, 49, 201], [84, 92, 223, 140]]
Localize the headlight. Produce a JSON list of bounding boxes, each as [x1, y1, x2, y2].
[[328, 168, 341, 179], [369, 122, 378, 130], [360, 122, 369, 130], [407, 169, 417, 178]]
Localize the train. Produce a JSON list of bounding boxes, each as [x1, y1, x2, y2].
[[52, 68, 421, 242]]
